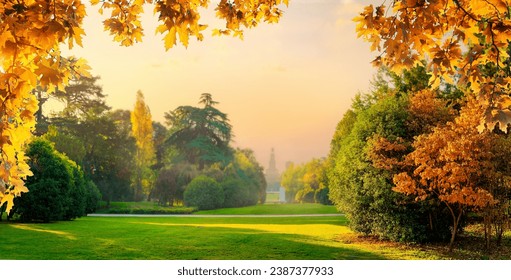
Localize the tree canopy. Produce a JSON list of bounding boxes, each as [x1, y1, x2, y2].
[[165, 93, 233, 170]]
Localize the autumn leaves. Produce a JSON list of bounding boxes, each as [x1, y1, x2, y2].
[[94, 0, 289, 49], [355, 0, 511, 94]]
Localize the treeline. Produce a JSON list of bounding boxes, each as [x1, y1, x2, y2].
[[5, 75, 266, 222], [280, 158, 331, 205], [326, 65, 511, 250]]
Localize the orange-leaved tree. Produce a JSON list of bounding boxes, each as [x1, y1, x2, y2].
[[355, 0, 511, 129], [0, 0, 289, 213], [393, 98, 498, 251]]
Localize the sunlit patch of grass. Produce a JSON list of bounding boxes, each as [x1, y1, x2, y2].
[[9, 224, 76, 240], [135, 221, 351, 239]]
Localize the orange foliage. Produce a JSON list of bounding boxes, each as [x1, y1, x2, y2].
[[368, 89, 455, 172], [406, 90, 455, 134], [393, 98, 497, 209], [368, 136, 407, 171], [355, 0, 511, 129], [392, 97, 501, 249]]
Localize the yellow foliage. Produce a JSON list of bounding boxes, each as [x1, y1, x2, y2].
[[130, 91, 155, 198]]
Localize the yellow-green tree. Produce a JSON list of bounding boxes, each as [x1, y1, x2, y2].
[[131, 91, 155, 200], [0, 0, 288, 213]]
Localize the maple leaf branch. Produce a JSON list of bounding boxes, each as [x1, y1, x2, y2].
[[452, 0, 479, 22], [482, 0, 503, 20], [488, 22, 501, 71]]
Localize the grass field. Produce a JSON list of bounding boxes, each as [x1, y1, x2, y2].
[[195, 203, 339, 215], [2, 203, 510, 260], [1, 215, 442, 260], [265, 192, 280, 202]]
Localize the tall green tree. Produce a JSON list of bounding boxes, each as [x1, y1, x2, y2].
[[53, 76, 110, 119], [223, 148, 268, 206], [130, 91, 156, 201], [152, 121, 169, 170], [47, 80, 137, 204], [165, 93, 232, 170]]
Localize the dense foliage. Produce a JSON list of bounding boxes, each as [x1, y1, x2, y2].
[[353, 1, 511, 249], [47, 104, 137, 202], [157, 96, 266, 209], [165, 93, 233, 170], [329, 63, 511, 249], [153, 164, 196, 207], [281, 158, 329, 204], [355, 1, 511, 121], [184, 176, 224, 210], [328, 67, 455, 243], [6, 139, 100, 222], [36, 84, 266, 211]]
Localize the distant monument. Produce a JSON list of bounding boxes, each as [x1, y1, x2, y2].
[[265, 148, 285, 202], [265, 148, 280, 192]]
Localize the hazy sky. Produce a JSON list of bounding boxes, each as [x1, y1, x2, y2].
[[59, 0, 378, 171]]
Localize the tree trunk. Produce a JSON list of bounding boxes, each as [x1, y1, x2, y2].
[[429, 212, 433, 231], [447, 205, 463, 252]]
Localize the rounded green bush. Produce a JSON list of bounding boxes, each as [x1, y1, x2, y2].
[[13, 139, 72, 222], [11, 138, 96, 222], [221, 179, 250, 208], [184, 176, 224, 210]]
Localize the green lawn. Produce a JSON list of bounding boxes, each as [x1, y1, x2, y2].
[[3, 203, 508, 260], [0, 215, 441, 260], [265, 192, 280, 202], [96, 201, 339, 215], [195, 203, 339, 215]]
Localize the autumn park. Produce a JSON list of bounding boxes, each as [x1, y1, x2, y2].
[[2, 0, 511, 265]]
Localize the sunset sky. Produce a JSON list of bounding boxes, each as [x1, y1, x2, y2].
[[60, 0, 378, 171]]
